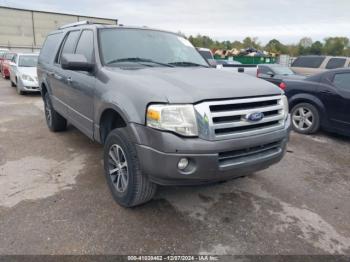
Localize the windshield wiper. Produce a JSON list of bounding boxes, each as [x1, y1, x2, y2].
[[106, 57, 174, 67], [168, 61, 209, 67]]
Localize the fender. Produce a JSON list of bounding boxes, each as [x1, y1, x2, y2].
[[93, 102, 139, 144]]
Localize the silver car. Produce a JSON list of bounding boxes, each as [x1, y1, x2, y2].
[[9, 53, 39, 95]]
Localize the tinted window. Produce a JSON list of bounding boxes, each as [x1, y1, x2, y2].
[[259, 66, 270, 74], [59, 30, 80, 62], [325, 58, 346, 69], [333, 73, 350, 90], [75, 30, 94, 63], [292, 56, 325, 68], [39, 33, 63, 63]]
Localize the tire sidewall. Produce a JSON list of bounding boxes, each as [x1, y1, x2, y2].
[[291, 103, 320, 134], [103, 129, 137, 207]]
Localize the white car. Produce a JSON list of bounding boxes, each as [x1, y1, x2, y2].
[[9, 53, 39, 95]]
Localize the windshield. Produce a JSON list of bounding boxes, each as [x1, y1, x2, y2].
[[99, 28, 208, 67], [18, 55, 38, 67], [272, 66, 294, 75]]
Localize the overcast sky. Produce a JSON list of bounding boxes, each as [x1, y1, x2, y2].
[[2, 0, 350, 44]]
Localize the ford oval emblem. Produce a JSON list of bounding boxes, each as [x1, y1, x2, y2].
[[246, 112, 264, 122]]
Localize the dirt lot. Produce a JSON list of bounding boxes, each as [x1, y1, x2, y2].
[[0, 77, 349, 255]]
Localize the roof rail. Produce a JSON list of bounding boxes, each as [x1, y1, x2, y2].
[[58, 20, 115, 30]]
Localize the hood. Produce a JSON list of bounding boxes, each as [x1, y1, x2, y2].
[[104, 67, 282, 103], [18, 67, 37, 78]]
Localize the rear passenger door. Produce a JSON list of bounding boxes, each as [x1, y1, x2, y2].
[[63, 29, 96, 138], [51, 30, 81, 115], [331, 73, 350, 127]]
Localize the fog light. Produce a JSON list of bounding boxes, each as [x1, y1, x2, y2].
[[178, 158, 189, 170]]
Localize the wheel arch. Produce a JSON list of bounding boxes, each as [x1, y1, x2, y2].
[[288, 93, 327, 125], [98, 107, 129, 144]]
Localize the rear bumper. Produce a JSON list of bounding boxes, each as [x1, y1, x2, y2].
[[133, 115, 291, 186]]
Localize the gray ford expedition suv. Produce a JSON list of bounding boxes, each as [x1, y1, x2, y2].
[[37, 21, 290, 207]]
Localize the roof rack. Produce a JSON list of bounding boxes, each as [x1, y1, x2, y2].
[[58, 20, 115, 29]]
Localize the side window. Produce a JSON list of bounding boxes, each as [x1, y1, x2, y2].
[[333, 73, 350, 90], [292, 56, 325, 68], [259, 66, 269, 74], [75, 30, 94, 63], [39, 32, 63, 63], [58, 30, 80, 63], [325, 58, 346, 69]]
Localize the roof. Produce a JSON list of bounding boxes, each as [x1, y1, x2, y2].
[[53, 21, 180, 37]]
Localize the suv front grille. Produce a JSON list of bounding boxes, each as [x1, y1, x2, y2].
[[194, 95, 286, 140]]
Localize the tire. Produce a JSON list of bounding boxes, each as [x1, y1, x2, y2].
[[11, 80, 15, 87], [291, 102, 320, 134], [16, 86, 24, 95], [104, 128, 157, 207], [44, 92, 67, 132]]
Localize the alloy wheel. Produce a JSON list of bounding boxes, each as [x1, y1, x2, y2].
[[292, 107, 314, 131], [108, 144, 129, 193]]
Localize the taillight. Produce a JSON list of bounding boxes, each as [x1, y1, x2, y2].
[[279, 82, 287, 90]]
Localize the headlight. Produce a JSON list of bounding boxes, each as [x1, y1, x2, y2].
[[21, 74, 34, 82], [146, 104, 198, 136], [281, 95, 289, 119]]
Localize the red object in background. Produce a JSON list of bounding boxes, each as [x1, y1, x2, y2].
[[279, 82, 287, 90], [1, 52, 15, 79]]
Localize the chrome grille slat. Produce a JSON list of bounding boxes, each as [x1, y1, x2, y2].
[[194, 95, 286, 141], [213, 115, 284, 129], [211, 104, 283, 117]]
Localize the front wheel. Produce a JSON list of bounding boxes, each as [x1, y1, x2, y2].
[[291, 102, 320, 134], [44, 93, 67, 132], [104, 128, 157, 207]]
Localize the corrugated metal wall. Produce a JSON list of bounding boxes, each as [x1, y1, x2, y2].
[[0, 6, 117, 52]]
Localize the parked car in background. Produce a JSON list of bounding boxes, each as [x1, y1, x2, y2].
[[9, 53, 39, 95], [0, 48, 9, 72], [1, 52, 16, 79], [257, 64, 305, 86], [291, 55, 350, 76], [38, 21, 290, 207], [283, 68, 350, 136], [197, 47, 217, 67], [215, 59, 242, 66], [218, 63, 257, 76]]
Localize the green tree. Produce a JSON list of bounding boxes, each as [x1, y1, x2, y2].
[[310, 41, 323, 55], [323, 37, 349, 56], [242, 37, 261, 49], [265, 39, 287, 54]]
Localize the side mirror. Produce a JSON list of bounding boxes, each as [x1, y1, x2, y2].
[[267, 71, 274, 77], [61, 54, 94, 72], [238, 67, 244, 73]]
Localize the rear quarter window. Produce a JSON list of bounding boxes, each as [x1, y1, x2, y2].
[[39, 32, 64, 64], [325, 58, 346, 69], [292, 56, 325, 68]]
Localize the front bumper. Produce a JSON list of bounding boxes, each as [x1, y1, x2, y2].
[[133, 115, 291, 186], [17, 79, 39, 92]]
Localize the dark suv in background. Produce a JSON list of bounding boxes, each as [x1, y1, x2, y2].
[[37, 21, 290, 207]]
